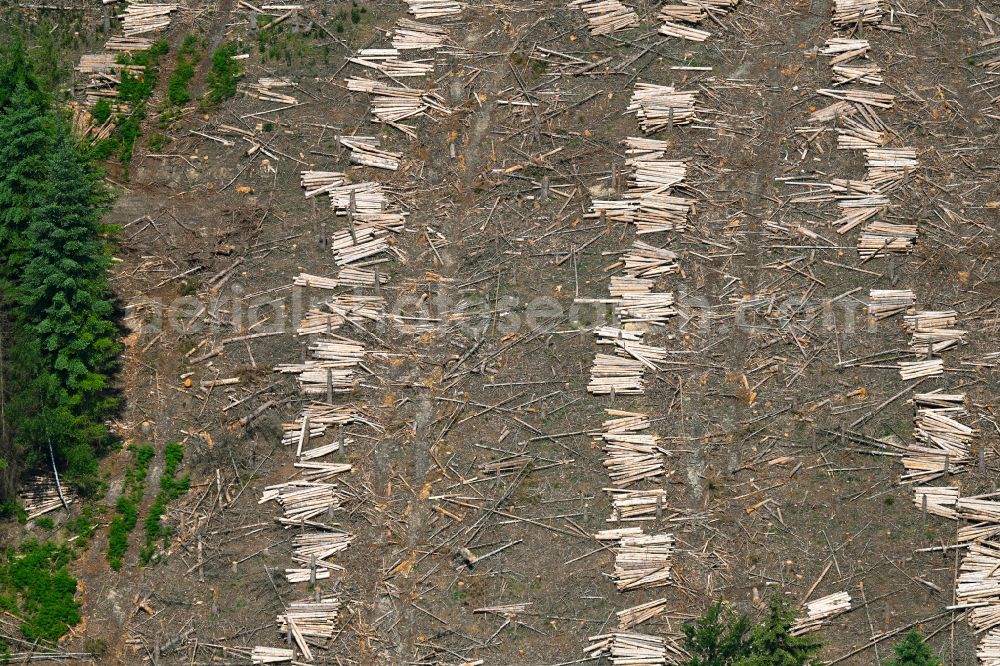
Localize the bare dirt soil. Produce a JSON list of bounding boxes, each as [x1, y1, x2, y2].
[[12, 0, 1000, 663]]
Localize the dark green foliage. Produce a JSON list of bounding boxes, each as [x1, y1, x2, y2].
[[206, 42, 242, 106], [0, 84, 51, 272], [681, 597, 822, 666], [682, 601, 752, 666], [0, 41, 120, 503], [886, 630, 940, 666], [140, 442, 189, 564], [0, 541, 80, 643], [106, 496, 136, 570], [8, 135, 120, 493], [64, 505, 96, 545], [0, 500, 27, 523], [0, 36, 48, 111], [735, 597, 821, 666], [92, 99, 112, 125], [167, 34, 201, 107], [35, 516, 54, 530], [106, 445, 153, 569], [167, 60, 195, 106]]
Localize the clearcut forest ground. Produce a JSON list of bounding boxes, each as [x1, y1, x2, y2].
[[7, 0, 1000, 663]]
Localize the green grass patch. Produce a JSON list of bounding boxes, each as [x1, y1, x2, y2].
[[167, 34, 201, 107], [140, 442, 189, 565], [0, 541, 80, 645], [106, 444, 154, 570], [204, 41, 243, 107]]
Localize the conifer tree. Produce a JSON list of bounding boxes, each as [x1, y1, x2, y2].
[[13, 133, 119, 486], [682, 601, 752, 666], [0, 37, 47, 112], [0, 83, 51, 273], [19, 134, 119, 393], [885, 630, 941, 666], [734, 596, 822, 666]]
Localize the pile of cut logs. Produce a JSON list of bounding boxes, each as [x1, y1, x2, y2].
[[905, 310, 965, 355], [346, 77, 451, 136], [118, 3, 178, 35], [405, 0, 464, 19], [392, 18, 448, 50], [251, 646, 293, 664], [588, 353, 645, 395], [585, 631, 685, 665], [339, 135, 402, 171], [900, 393, 973, 482], [568, 0, 639, 36], [297, 295, 385, 335], [277, 597, 340, 660], [349, 49, 434, 78], [616, 598, 668, 629], [658, 0, 739, 42], [607, 530, 676, 591], [19, 476, 75, 520], [244, 78, 298, 104], [867, 289, 914, 319], [831, 0, 885, 27], [628, 83, 698, 131], [791, 592, 852, 635]]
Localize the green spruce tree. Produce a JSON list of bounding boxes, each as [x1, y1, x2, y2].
[[0, 37, 47, 111], [12, 133, 120, 489], [19, 133, 119, 395], [0, 83, 52, 274], [682, 601, 753, 666], [885, 630, 940, 666], [734, 596, 822, 666]]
